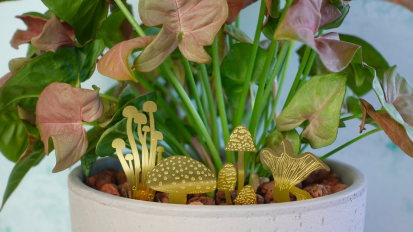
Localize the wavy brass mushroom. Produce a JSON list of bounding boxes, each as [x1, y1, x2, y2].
[[259, 139, 330, 203], [146, 156, 216, 204], [217, 163, 237, 205], [234, 185, 256, 205], [225, 126, 256, 191]]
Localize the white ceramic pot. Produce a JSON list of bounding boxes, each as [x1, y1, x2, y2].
[[68, 158, 367, 232]]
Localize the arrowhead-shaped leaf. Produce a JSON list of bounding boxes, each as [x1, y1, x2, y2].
[[264, 129, 301, 155], [36, 83, 104, 172], [31, 15, 77, 52], [10, 15, 46, 49], [277, 73, 347, 148], [360, 99, 413, 157], [41, 0, 109, 44], [98, 36, 155, 81], [135, 0, 228, 72], [0, 40, 104, 110]]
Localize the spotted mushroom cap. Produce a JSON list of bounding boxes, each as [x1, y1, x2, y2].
[[225, 125, 256, 152], [217, 163, 237, 191], [146, 156, 216, 194], [234, 185, 257, 205]]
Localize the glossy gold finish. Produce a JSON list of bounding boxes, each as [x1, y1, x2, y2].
[[111, 101, 163, 201], [259, 139, 330, 203], [225, 126, 256, 192], [234, 185, 257, 205], [146, 156, 216, 204], [217, 163, 237, 205]]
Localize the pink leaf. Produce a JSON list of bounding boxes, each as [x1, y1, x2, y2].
[[98, 36, 155, 81], [36, 83, 103, 172], [275, 0, 358, 73], [314, 32, 360, 73], [31, 15, 77, 52], [10, 15, 47, 49], [10, 15, 76, 50], [227, 0, 247, 24], [136, 0, 228, 72]]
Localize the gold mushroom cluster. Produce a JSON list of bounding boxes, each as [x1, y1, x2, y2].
[[146, 156, 216, 204], [259, 139, 330, 203], [112, 101, 164, 201]]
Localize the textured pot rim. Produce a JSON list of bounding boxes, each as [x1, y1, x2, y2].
[[68, 158, 366, 216]]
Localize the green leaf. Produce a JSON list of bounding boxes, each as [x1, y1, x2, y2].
[[0, 40, 105, 110], [114, 85, 139, 112], [277, 73, 347, 148], [0, 140, 44, 211], [264, 129, 301, 155], [96, 118, 129, 157], [221, 43, 267, 109], [0, 112, 28, 162], [42, 0, 109, 44], [97, 10, 131, 48], [81, 127, 105, 177], [223, 24, 253, 44], [100, 92, 157, 127], [262, 16, 279, 40]]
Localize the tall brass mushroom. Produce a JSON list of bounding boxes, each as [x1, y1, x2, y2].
[[225, 126, 256, 191], [111, 101, 164, 201], [146, 156, 216, 204], [259, 139, 330, 202], [217, 163, 237, 205]]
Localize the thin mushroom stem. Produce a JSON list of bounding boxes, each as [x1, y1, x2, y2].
[[138, 124, 149, 181], [126, 117, 141, 179], [157, 149, 163, 164], [225, 190, 233, 205], [169, 193, 187, 204], [148, 113, 156, 168], [238, 151, 245, 192]]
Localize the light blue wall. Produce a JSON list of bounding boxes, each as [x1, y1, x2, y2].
[[1, 0, 412, 231]]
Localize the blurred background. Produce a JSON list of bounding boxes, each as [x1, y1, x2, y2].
[[0, 0, 412, 231]]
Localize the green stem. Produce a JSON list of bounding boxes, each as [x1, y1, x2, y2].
[[297, 49, 317, 88], [99, 93, 118, 102], [115, 0, 222, 170], [212, 36, 232, 164], [198, 64, 220, 152], [236, 17, 240, 28], [283, 46, 311, 110], [234, 0, 267, 126], [320, 128, 383, 160], [114, 0, 145, 37], [299, 143, 309, 153], [249, 40, 278, 139], [182, 57, 209, 129]]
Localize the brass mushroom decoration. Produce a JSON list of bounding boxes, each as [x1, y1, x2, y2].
[[225, 126, 256, 191], [111, 101, 164, 201], [217, 163, 237, 205], [146, 156, 216, 204], [259, 139, 330, 203], [234, 185, 257, 205]]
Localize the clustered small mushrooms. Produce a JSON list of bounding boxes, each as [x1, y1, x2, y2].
[[146, 156, 216, 204]]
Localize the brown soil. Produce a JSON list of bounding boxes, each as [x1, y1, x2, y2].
[[85, 169, 348, 205]]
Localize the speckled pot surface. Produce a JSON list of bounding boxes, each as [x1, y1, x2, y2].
[[68, 158, 367, 232]]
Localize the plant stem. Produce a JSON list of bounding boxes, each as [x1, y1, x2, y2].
[[114, 0, 222, 170], [99, 93, 118, 102], [233, 0, 267, 126], [340, 109, 387, 122], [198, 64, 220, 152], [283, 46, 311, 110], [297, 49, 317, 88], [320, 128, 383, 160], [182, 57, 209, 129], [249, 39, 278, 139], [236, 17, 240, 28], [212, 36, 232, 164]]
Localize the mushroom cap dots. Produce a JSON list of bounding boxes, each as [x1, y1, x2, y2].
[[234, 185, 257, 205], [143, 101, 157, 112], [217, 163, 237, 191], [225, 125, 256, 152], [146, 156, 216, 194], [122, 106, 139, 118]]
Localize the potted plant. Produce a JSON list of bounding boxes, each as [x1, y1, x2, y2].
[[1, 0, 413, 231]]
